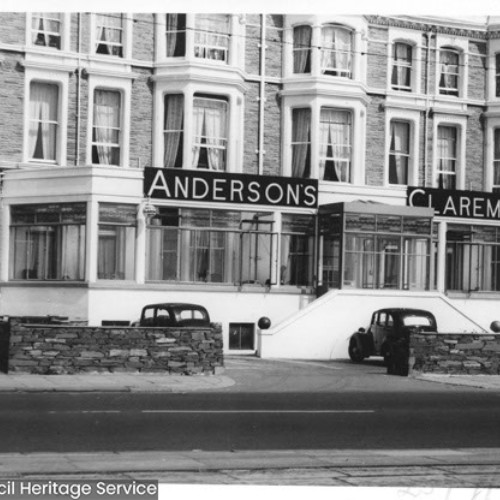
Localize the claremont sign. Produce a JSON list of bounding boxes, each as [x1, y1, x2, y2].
[[144, 168, 318, 208], [408, 187, 500, 220]]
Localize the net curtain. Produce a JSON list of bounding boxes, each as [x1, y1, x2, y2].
[[192, 98, 227, 170], [319, 109, 350, 181], [29, 82, 58, 161], [93, 89, 121, 165], [321, 26, 351, 74]]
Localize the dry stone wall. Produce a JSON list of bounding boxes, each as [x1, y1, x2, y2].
[[7, 318, 223, 375], [409, 332, 500, 375]]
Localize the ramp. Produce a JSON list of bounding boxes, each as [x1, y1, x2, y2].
[[258, 290, 488, 360]]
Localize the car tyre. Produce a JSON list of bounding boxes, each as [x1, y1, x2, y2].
[[348, 337, 364, 363]]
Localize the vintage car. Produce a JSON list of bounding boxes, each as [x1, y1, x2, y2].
[[348, 308, 437, 363], [136, 303, 211, 328]]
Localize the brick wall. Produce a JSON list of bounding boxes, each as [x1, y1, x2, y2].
[[409, 332, 500, 375], [0, 12, 25, 45], [365, 95, 385, 185], [7, 319, 223, 375], [367, 27, 388, 89], [468, 41, 487, 102], [465, 106, 485, 190]]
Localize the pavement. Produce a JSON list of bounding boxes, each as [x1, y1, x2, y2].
[[1, 356, 500, 392], [1, 357, 500, 488]]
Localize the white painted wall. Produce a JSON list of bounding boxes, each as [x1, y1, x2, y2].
[[258, 289, 489, 360], [0, 287, 89, 321]]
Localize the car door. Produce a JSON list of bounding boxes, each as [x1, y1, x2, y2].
[[372, 311, 394, 355]]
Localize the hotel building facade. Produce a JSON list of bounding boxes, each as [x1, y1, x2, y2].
[[0, 13, 499, 358]]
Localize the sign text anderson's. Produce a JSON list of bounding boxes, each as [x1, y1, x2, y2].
[[144, 168, 318, 208], [408, 187, 500, 220]]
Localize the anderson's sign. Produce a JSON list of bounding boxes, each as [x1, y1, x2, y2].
[[144, 168, 318, 208], [408, 187, 500, 220]]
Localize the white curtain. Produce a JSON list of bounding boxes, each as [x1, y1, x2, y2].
[[29, 82, 58, 161], [293, 25, 312, 73], [93, 90, 120, 165], [319, 109, 350, 181], [389, 121, 409, 184], [60, 226, 85, 280], [96, 14, 122, 54], [321, 26, 351, 74], [164, 94, 184, 167], [291, 108, 311, 178], [192, 98, 227, 170]]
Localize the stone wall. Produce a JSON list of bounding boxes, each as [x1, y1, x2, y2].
[[409, 332, 500, 375], [7, 319, 223, 375]]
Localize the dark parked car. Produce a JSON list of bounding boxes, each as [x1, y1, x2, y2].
[[348, 308, 437, 364], [137, 303, 211, 327]]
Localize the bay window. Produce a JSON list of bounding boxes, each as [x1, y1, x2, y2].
[[166, 14, 186, 57], [439, 48, 460, 96], [446, 225, 500, 292], [320, 25, 352, 77], [10, 204, 86, 281], [293, 25, 312, 74], [291, 108, 311, 178], [192, 95, 228, 170], [31, 13, 62, 49], [98, 203, 136, 280], [494, 129, 500, 193], [164, 94, 184, 168], [319, 108, 352, 182], [194, 14, 230, 63], [95, 13, 124, 57], [389, 120, 410, 185], [92, 89, 122, 166], [391, 42, 412, 91], [146, 208, 277, 286], [29, 81, 59, 162], [436, 125, 457, 189]]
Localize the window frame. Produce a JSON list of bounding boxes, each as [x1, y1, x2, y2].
[[90, 13, 132, 60], [23, 70, 69, 166], [438, 47, 461, 97], [493, 128, 500, 193], [391, 41, 413, 92], [86, 76, 131, 168], [319, 23, 353, 78], [432, 115, 466, 190], [27, 13, 70, 52]]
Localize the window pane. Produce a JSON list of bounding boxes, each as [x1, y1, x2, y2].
[[29, 82, 59, 161], [166, 14, 186, 57], [439, 49, 459, 95], [293, 25, 312, 73], [96, 13, 123, 57], [437, 126, 457, 189], [320, 25, 352, 77], [92, 89, 121, 166], [291, 108, 311, 178], [389, 121, 410, 185], [391, 43, 412, 91], [192, 96, 228, 170], [319, 108, 352, 182], [194, 14, 230, 62], [32, 13, 62, 49]]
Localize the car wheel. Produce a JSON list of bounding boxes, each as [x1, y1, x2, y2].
[[348, 338, 364, 363]]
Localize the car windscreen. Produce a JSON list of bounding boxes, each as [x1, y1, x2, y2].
[[402, 315, 433, 327]]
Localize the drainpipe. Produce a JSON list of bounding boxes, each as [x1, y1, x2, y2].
[[75, 13, 82, 166], [423, 30, 435, 187], [258, 14, 266, 175]]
